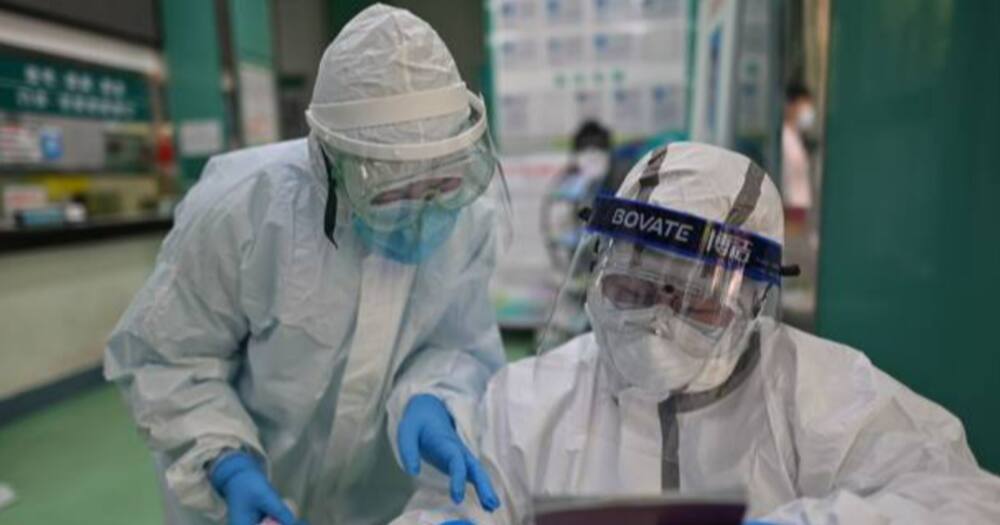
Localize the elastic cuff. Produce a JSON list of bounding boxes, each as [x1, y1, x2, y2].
[[205, 447, 239, 474], [208, 451, 260, 491]]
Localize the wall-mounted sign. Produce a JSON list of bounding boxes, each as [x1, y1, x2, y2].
[[488, 0, 693, 152], [237, 63, 279, 146], [0, 48, 151, 122], [0, 47, 156, 171]]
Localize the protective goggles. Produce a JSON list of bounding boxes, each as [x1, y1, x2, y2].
[[307, 84, 501, 231], [321, 136, 499, 231]]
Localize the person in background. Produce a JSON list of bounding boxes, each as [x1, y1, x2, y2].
[[570, 120, 614, 182], [541, 120, 615, 273], [105, 4, 508, 524], [780, 84, 818, 316], [781, 84, 815, 224], [391, 142, 1000, 525]]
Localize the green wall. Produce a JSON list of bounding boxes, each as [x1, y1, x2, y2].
[[161, 0, 275, 185], [230, 0, 275, 67], [229, 0, 278, 146], [160, 0, 227, 188], [330, 0, 374, 39], [819, 0, 1000, 472]]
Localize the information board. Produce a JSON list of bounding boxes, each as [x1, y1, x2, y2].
[[0, 48, 151, 122], [0, 47, 153, 170], [487, 0, 693, 153]]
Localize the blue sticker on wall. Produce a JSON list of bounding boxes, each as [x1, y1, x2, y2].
[[39, 128, 63, 161]]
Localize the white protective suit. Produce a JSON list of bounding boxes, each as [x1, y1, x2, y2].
[[105, 5, 505, 524], [394, 330, 1000, 524], [392, 143, 1000, 525]]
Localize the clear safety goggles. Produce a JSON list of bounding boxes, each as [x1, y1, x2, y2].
[[307, 84, 507, 232], [321, 134, 501, 231], [538, 195, 783, 357]]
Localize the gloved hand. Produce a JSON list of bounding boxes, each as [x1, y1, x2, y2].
[[209, 451, 305, 525], [441, 521, 475, 525], [398, 394, 500, 511], [744, 521, 780, 525]]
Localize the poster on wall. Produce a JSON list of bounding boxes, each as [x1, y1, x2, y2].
[[488, 0, 692, 153], [237, 63, 279, 146], [179, 119, 223, 157]]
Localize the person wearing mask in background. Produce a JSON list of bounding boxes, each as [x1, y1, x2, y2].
[[781, 84, 814, 224], [541, 120, 615, 274], [571, 120, 614, 183], [781, 84, 817, 314], [392, 142, 1000, 525], [105, 5, 509, 525]]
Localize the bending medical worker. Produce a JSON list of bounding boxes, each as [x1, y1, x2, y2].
[[393, 143, 1000, 524], [105, 5, 509, 525]]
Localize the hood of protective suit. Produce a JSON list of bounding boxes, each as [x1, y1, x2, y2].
[[309, 3, 469, 148], [615, 142, 784, 246], [305, 4, 495, 248]]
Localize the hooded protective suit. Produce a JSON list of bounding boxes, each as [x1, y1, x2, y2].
[[390, 143, 1000, 525], [105, 5, 505, 524]]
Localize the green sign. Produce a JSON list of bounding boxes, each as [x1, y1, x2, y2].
[[0, 49, 151, 121]]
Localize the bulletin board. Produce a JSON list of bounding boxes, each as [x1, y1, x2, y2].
[[0, 45, 153, 171], [486, 0, 695, 153]]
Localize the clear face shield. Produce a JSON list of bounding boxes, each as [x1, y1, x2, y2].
[[307, 86, 512, 263], [538, 195, 783, 395]]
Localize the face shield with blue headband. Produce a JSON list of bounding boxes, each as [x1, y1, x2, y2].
[[306, 82, 511, 263], [538, 143, 791, 396]]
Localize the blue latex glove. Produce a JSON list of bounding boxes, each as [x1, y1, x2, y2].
[[744, 521, 779, 525], [441, 521, 475, 525], [209, 452, 305, 525], [398, 394, 500, 511]]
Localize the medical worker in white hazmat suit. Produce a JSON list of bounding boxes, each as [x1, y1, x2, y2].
[[106, 5, 509, 524], [392, 142, 1000, 525]]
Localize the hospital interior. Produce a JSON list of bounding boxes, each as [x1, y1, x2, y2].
[[0, 0, 997, 523]]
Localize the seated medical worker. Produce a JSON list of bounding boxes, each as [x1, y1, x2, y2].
[[392, 142, 1000, 525]]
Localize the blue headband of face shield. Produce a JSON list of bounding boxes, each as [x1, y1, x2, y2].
[[585, 195, 783, 286]]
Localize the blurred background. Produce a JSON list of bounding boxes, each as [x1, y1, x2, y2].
[[0, 0, 996, 522]]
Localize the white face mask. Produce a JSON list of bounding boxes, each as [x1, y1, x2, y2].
[[587, 288, 754, 395], [588, 302, 703, 396], [796, 105, 816, 131], [576, 149, 610, 178]]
